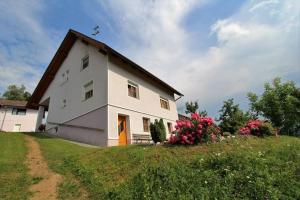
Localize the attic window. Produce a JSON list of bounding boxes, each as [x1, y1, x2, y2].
[[81, 55, 89, 70], [62, 99, 67, 108], [61, 69, 69, 85]]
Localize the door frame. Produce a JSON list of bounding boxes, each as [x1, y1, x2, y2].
[[118, 114, 129, 145]]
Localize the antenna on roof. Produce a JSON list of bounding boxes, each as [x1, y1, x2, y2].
[[92, 25, 100, 37]]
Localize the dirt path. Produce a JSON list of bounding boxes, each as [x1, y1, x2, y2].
[[25, 135, 62, 200]]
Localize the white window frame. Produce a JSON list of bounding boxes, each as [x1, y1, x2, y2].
[[82, 80, 94, 101], [61, 69, 69, 85], [81, 55, 89, 71], [142, 117, 150, 132], [128, 80, 139, 99], [160, 96, 170, 110], [62, 98, 67, 108], [167, 122, 173, 134]]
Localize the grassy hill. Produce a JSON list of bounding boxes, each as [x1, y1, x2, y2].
[[0, 133, 30, 200], [1, 133, 299, 199], [33, 134, 300, 200]]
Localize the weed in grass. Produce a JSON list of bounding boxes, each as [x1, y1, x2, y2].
[[31, 176, 43, 184]]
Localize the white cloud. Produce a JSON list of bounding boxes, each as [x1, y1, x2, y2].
[[89, 0, 300, 116], [0, 0, 60, 93], [211, 20, 250, 44], [249, 0, 279, 12]]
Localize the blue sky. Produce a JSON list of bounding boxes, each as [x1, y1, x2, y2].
[[0, 0, 299, 117]]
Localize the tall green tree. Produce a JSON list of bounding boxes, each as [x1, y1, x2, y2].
[[248, 77, 300, 135], [2, 84, 31, 101], [185, 101, 207, 116], [185, 101, 199, 114], [216, 98, 249, 134]]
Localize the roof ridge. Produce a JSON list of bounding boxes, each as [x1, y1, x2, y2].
[[28, 29, 183, 108]]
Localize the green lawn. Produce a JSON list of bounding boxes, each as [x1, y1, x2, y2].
[[31, 134, 300, 200], [1, 133, 299, 199], [0, 133, 30, 200], [25, 133, 92, 200]]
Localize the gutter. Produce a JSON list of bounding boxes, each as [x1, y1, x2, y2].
[[175, 95, 183, 102], [0, 106, 7, 131]]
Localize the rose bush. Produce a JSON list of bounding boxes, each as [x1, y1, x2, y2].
[[239, 119, 277, 136], [169, 113, 221, 145]]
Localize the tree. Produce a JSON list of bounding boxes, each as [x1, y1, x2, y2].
[[199, 110, 208, 117], [2, 84, 31, 101], [247, 77, 300, 135], [185, 101, 207, 116], [185, 101, 198, 114], [150, 119, 166, 144], [216, 98, 249, 134]]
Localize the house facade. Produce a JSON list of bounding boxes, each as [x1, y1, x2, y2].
[[0, 99, 38, 132], [28, 30, 183, 146]]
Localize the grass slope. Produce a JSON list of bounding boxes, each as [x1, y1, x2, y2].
[[0, 133, 30, 200], [32, 134, 300, 200]]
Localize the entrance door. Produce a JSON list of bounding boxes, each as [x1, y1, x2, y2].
[[13, 124, 21, 132], [118, 116, 127, 145]]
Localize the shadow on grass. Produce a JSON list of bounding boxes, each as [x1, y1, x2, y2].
[[21, 132, 188, 150], [22, 132, 55, 139]]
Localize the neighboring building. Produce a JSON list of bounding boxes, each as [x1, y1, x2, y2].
[[178, 114, 190, 121], [0, 99, 38, 132], [28, 29, 183, 146]]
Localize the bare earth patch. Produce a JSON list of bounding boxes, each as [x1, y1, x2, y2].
[[25, 135, 62, 200]]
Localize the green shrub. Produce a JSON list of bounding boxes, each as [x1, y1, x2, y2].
[[260, 122, 277, 136], [150, 119, 166, 144], [223, 132, 232, 137]]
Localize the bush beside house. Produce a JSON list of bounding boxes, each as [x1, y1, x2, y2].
[[150, 119, 166, 144]]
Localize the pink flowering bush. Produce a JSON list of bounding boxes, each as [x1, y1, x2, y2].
[[239, 119, 276, 137], [169, 113, 221, 145]]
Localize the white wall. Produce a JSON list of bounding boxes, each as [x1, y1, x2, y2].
[[107, 106, 175, 146], [37, 38, 180, 146], [40, 39, 108, 133], [0, 107, 38, 132], [107, 56, 178, 144]]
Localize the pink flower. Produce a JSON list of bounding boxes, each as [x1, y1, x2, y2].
[[191, 112, 200, 121], [185, 121, 192, 128], [197, 124, 203, 130], [211, 134, 217, 142], [168, 135, 179, 144]]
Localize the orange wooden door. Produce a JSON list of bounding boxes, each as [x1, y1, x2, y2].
[[118, 116, 127, 145]]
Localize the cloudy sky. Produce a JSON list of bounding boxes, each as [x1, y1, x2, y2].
[[0, 0, 299, 117]]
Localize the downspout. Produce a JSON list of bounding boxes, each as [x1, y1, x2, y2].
[[1, 106, 7, 131]]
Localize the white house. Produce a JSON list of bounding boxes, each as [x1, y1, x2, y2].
[[28, 29, 183, 146], [0, 99, 38, 132]]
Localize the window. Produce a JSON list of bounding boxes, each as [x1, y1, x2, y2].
[[128, 81, 139, 98], [83, 81, 93, 100], [61, 69, 69, 84], [160, 97, 169, 110], [143, 117, 150, 132], [12, 108, 26, 115], [62, 99, 67, 108], [167, 122, 173, 134], [81, 55, 89, 70]]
